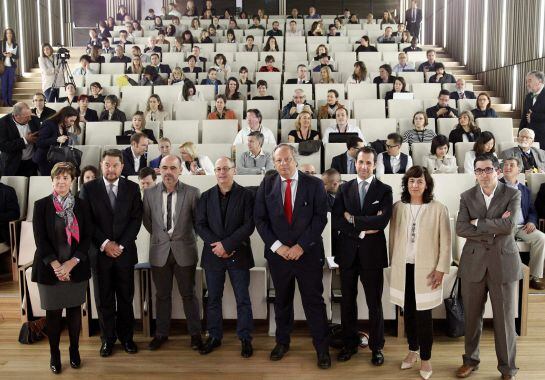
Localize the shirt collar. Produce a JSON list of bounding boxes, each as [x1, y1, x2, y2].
[[12, 116, 28, 128], [357, 175, 374, 185], [280, 170, 299, 182], [535, 85, 544, 97], [480, 183, 498, 199], [346, 151, 354, 161], [249, 149, 264, 159], [504, 179, 519, 190], [103, 177, 120, 188], [390, 153, 401, 160], [131, 147, 141, 159]]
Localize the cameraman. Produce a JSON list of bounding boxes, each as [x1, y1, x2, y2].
[[38, 43, 65, 102]]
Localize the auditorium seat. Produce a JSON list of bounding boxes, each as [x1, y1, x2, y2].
[[153, 85, 183, 111], [315, 83, 347, 100], [347, 83, 379, 100], [378, 83, 393, 99], [202, 120, 239, 143], [388, 99, 424, 119], [353, 100, 386, 119], [288, 143, 321, 173], [282, 84, 314, 100], [85, 73, 112, 87], [84, 121, 122, 146], [254, 71, 282, 85], [174, 101, 208, 121], [73, 145, 102, 171], [411, 83, 442, 100], [437, 118, 459, 136], [454, 142, 476, 171], [324, 143, 348, 170], [86, 101, 105, 115], [360, 118, 397, 142], [457, 99, 477, 113], [121, 85, 152, 116], [162, 120, 200, 143], [476, 117, 514, 144], [194, 143, 232, 164], [246, 100, 280, 119], [100, 62, 127, 75]]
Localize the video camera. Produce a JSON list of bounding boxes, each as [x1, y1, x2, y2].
[[55, 47, 71, 61]]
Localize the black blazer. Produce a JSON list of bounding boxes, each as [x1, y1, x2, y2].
[[448, 126, 482, 150], [156, 64, 172, 75], [519, 89, 545, 143], [121, 147, 148, 177], [535, 182, 545, 219], [31, 107, 56, 122], [285, 78, 312, 84], [57, 96, 78, 104], [426, 104, 458, 119], [449, 90, 476, 100], [31, 196, 92, 285], [99, 108, 127, 122], [0, 40, 18, 67], [123, 128, 157, 144], [0, 183, 19, 243], [331, 152, 348, 174], [471, 108, 497, 119], [0, 113, 40, 176], [332, 177, 393, 269], [79, 177, 143, 267], [254, 171, 328, 263], [196, 182, 255, 270], [78, 108, 99, 122], [32, 120, 68, 165], [88, 95, 105, 103]]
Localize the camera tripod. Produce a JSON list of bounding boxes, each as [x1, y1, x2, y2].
[[51, 57, 76, 91]]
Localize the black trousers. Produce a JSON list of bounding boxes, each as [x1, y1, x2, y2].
[[93, 257, 135, 343], [340, 257, 385, 351], [404, 264, 433, 360], [15, 159, 37, 176], [46, 306, 81, 357]]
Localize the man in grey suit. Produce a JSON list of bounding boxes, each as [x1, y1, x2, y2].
[[142, 154, 203, 351], [455, 153, 522, 380], [499, 128, 545, 172]]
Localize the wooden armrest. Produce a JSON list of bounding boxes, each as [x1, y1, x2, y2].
[[9, 219, 22, 282], [18, 263, 32, 322], [539, 219, 545, 232]]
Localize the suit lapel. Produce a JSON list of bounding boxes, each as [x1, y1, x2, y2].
[[349, 178, 360, 211], [473, 185, 489, 217], [99, 179, 115, 213], [485, 182, 504, 218], [174, 181, 186, 228], [273, 174, 283, 212], [363, 178, 379, 210], [292, 172, 306, 224], [341, 153, 348, 173]]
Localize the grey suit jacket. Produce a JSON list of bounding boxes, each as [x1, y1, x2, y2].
[[143, 181, 200, 267], [499, 146, 545, 170], [456, 182, 523, 284]]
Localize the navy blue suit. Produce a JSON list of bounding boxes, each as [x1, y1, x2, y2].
[[254, 171, 329, 353], [500, 178, 537, 225]]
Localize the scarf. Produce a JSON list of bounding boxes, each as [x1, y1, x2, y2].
[[52, 191, 80, 245]]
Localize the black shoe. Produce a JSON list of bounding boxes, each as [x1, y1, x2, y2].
[[69, 347, 81, 369], [317, 352, 331, 369], [371, 350, 384, 366], [199, 337, 221, 355], [122, 340, 138, 354], [50, 352, 62, 374], [191, 334, 203, 350], [148, 336, 168, 351], [99, 341, 114, 357], [337, 346, 358, 362], [241, 339, 253, 358], [270, 343, 289, 361]]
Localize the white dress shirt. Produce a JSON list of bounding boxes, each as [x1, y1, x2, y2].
[[270, 170, 299, 253], [232, 125, 277, 145], [13, 117, 33, 160], [131, 148, 142, 173], [162, 184, 178, 236], [375, 152, 413, 177]]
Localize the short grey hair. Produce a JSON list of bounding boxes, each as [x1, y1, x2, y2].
[[248, 131, 264, 146], [527, 70, 545, 83], [518, 128, 535, 139], [215, 156, 235, 168], [12, 102, 30, 116], [503, 155, 523, 169], [272, 143, 298, 165]]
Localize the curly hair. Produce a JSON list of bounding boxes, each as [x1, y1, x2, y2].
[[400, 166, 434, 204]]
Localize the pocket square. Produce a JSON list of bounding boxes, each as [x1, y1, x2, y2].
[[372, 200, 379, 204]]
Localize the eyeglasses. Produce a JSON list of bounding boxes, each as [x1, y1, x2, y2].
[[274, 157, 294, 165], [386, 144, 400, 149], [474, 167, 495, 175], [214, 166, 233, 172]]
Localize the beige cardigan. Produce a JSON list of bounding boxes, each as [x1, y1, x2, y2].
[[389, 200, 452, 310]]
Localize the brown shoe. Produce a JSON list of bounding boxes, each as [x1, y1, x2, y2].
[[501, 375, 515, 380], [530, 278, 545, 290], [456, 364, 478, 378]]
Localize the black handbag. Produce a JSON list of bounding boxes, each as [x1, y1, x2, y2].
[[444, 277, 465, 338], [47, 144, 82, 168], [18, 318, 47, 344], [298, 140, 321, 156]]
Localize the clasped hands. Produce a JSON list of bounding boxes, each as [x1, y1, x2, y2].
[[104, 241, 124, 258], [211, 241, 234, 258], [50, 259, 77, 282], [276, 244, 304, 261], [343, 210, 383, 235]]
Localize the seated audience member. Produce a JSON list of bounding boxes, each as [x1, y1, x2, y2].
[[376, 132, 413, 177], [191, 46, 207, 63], [144, 94, 170, 123], [183, 55, 203, 73], [463, 131, 496, 173], [131, 45, 150, 64], [288, 7, 301, 19], [127, 66, 164, 86], [392, 52, 415, 72], [285, 20, 303, 36], [450, 78, 476, 100], [327, 24, 341, 37], [267, 21, 283, 36], [99, 94, 127, 122], [259, 55, 280, 72], [177, 80, 205, 101], [471, 92, 498, 119], [225, 29, 237, 43], [319, 66, 335, 84], [212, 53, 231, 77], [426, 90, 458, 119], [314, 45, 332, 63], [307, 21, 323, 36], [150, 137, 171, 170], [501, 156, 545, 289], [110, 45, 132, 63], [76, 95, 98, 125], [281, 89, 315, 119], [373, 64, 396, 84], [225, 77, 242, 100], [300, 163, 316, 175], [72, 55, 96, 76], [380, 10, 396, 26], [88, 82, 105, 103], [318, 89, 343, 120], [355, 35, 378, 52], [144, 36, 162, 54], [428, 63, 456, 84], [285, 64, 312, 84], [233, 109, 276, 145], [149, 53, 172, 75], [238, 66, 254, 94], [252, 80, 274, 100], [500, 128, 545, 172], [168, 67, 186, 85], [448, 111, 481, 153], [377, 26, 396, 43], [89, 46, 105, 63], [138, 166, 157, 191], [79, 165, 98, 187], [330, 136, 365, 174], [115, 30, 133, 46], [87, 28, 101, 50], [322, 107, 365, 143], [403, 111, 437, 149], [322, 168, 341, 209], [236, 131, 274, 174], [100, 38, 115, 54], [288, 109, 320, 142], [346, 61, 369, 84], [403, 36, 422, 53], [200, 68, 222, 93], [418, 49, 438, 72], [208, 94, 238, 121], [179, 141, 214, 175], [313, 54, 335, 73], [425, 134, 458, 173], [127, 55, 144, 75], [31, 92, 55, 122], [58, 83, 78, 105], [243, 35, 258, 52], [121, 132, 149, 177], [307, 5, 321, 19], [385, 77, 409, 100], [249, 15, 265, 30], [123, 111, 158, 144]]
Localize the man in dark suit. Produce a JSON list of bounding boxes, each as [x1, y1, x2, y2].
[[31, 93, 56, 122], [332, 146, 392, 365], [196, 157, 255, 357], [285, 64, 312, 84], [0, 180, 19, 244], [403, 37, 423, 53], [405, 0, 422, 38], [330, 136, 365, 174], [321, 168, 341, 211], [426, 89, 458, 119], [150, 53, 172, 75], [449, 78, 476, 100], [79, 149, 143, 357], [121, 133, 148, 178], [254, 144, 331, 369], [0, 102, 40, 176], [519, 70, 545, 148]]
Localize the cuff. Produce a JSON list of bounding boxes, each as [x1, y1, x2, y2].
[[270, 240, 282, 253], [100, 239, 110, 252]]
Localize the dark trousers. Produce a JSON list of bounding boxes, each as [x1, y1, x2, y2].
[[404, 264, 433, 360], [37, 159, 53, 177], [340, 258, 385, 351], [1, 66, 16, 106], [46, 306, 81, 357], [151, 252, 201, 337], [205, 266, 253, 341], [93, 257, 135, 343], [268, 254, 329, 354], [44, 87, 59, 103], [15, 159, 37, 176]]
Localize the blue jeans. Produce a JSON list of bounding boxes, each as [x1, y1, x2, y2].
[[204, 266, 253, 341], [1, 66, 16, 106]]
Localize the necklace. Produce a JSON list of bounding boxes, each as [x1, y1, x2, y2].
[[409, 203, 423, 243]]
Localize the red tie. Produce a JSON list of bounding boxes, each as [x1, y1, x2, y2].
[[284, 179, 293, 224]]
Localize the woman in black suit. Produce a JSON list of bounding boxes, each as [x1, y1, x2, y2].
[[99, 94, 127, 122], [33, 106, 79, 175], [448, 110, 481, 154], [76, 95, 98, 123], [31, 162, 92, 374], [385, 76, 408, 100]]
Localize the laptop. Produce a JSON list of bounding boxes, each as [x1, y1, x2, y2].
[[393, 92, 415, 100], [328, 132, 359, 144], [116, 135, 131, 145]]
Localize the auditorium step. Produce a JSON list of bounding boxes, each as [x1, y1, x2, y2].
[[0, 281, 20, 321]]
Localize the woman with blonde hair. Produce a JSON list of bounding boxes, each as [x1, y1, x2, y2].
[[127, 55, 144, 74], [179, 141, 214, 175], [319, 66, 335, 84], [168, 66, 186, 85], [288, 109, 320, 143]]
